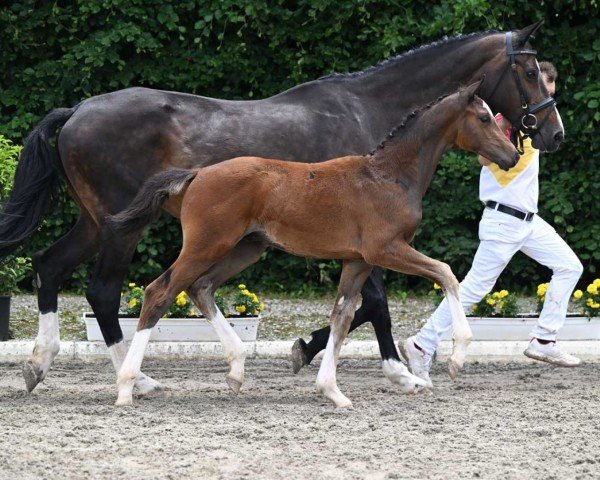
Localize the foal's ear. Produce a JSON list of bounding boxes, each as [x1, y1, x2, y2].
[[463, 79, 484, 102], [515, 20, 544, 46]]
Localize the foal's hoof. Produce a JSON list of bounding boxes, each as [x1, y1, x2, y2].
[[226, 375, 243, 395], [447, 358, 460, 381], [291, 338, 309, 374], [22, 361, 43, 393], [115, 395, 134, 407]]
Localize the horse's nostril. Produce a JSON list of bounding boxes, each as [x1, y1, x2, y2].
[[554, 131, 564, 143], [513, 152, 520, 164]]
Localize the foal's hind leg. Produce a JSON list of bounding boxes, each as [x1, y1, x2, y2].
[[115, 253, 215, 406], [23, 214, 99, 392], [186, 235, 267, 394], [369, 242, 473, 380], [315, 260, 373, 408]]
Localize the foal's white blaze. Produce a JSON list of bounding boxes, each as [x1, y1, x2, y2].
[[109, 340, 161, 395], [381, 359, 427, 394], [31, 311, 60, 377], [316, 333, 352, 408], [481, 99, 494, 118], [116, 328, 152, 406]]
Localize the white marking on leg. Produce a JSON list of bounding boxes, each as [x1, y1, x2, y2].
[[446, 289, 472, 378], [30, 311, 60, 378], [381, 359, 427, 394], [316, 333, 352, 408], [109, 340, 161, 395], [116, 329, 152, 406], [208, 304, 246, 390]]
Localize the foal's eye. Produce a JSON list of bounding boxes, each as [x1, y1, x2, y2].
[[479, 114, 491, 124], [526, 70, 537, 80]]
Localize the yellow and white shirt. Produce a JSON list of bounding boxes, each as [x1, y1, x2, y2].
[[479, 120, 539, 213]]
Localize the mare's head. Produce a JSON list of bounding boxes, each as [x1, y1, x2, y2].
[[454, 80, 519, 171], [481, 21, 564, 152]]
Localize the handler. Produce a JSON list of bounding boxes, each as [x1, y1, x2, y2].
[[401, 62, 583, 388]]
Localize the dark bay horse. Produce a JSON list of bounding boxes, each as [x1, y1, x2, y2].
[[108, 83, 519, 407], [0, 22, 562, 394]]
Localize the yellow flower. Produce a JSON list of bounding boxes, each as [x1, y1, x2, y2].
[[128, 282, 136, 287], [537, 283, 548, 296], [486, 298, 496, 306], [592, 303, 600, 309], [539, 295, 545, 303], [498, 301, 504, 310], [587, 284, 598, 295], [433, 283, 441, 290], [238, 284, 246, 290], [251, 294, 258, 303], [594, 279, 600, 288], [176, 296, 187, 306], [500, 290, 509, 298], [586, 298, 594, 307], [128, 298, 137, 308], [252, 310, 259, 316], [573, 290, 583, 299], [242, 289, 251, 296], [235, 305, 246, 313], [259, 303, 265, 311], [492, 292, 501, 299], [472, 305, 478, 312]]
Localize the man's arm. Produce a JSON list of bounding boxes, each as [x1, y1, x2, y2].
[[479, 117, 512, 166]]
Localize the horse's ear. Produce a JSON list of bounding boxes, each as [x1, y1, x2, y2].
[[515, 20, 544, 46], [463, 79, 484, 102]]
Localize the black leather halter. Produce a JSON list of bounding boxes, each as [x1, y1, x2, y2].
[[487, 32, 557, 153]]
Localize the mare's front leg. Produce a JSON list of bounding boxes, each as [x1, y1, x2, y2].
[[369, 242, 473, 379], [315, 260, 373, 408], [292, 269, 402, 378]]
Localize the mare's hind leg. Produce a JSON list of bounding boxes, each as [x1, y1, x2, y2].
[[186, 234, 267, 394], [315, 260, 373, 408], [86, 228, 161, 396], [293, 269, 406, 388], [23, 214, 99, 392]]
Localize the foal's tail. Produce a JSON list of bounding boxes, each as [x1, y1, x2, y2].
[[0, 107, 77, 259], [107, 168, 197, 234]]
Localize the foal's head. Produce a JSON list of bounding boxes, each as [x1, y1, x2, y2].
[[454, 80, 520, 171]]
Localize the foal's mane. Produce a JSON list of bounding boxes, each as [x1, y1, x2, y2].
[[369, 93, 452, 155], [318, 30, 498, 82]]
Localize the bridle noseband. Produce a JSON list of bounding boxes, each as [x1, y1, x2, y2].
[[487, 32, 556, 153]]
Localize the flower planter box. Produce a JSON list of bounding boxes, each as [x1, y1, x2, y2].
[[83, 313, 260, 342], [441, 313, 600, 341]]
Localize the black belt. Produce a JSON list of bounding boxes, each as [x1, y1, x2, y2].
[[485, 201, 534, 222]]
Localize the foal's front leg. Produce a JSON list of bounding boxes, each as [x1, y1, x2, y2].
[[316, 260, 373, 408], [370, 242, 473, 379]]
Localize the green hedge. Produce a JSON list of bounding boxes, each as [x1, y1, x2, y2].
[[0, 0, 598, 293]]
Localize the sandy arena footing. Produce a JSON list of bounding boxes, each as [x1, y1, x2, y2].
[[0, 357, 599, 479]]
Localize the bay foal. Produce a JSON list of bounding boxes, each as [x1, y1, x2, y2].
[[110, 81, 519, 407]]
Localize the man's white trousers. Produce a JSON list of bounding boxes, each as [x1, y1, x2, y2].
[[415, 208, 583, 355]]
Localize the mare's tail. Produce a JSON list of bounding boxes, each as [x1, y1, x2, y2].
[[0, 107, 77, 258], [107, 168, 197, 234]]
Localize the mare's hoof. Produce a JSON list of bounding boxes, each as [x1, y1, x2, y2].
[[22, 361, 43, 393], [291, 338, 309, 374], [226, 375, 243, 395]]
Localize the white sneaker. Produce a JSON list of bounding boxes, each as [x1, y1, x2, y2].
[[399, 336, 434, 389], [524, 338, 581, 367]]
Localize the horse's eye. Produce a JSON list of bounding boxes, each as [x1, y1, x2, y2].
[[526, 70, 537, 80], [479, 114, 491, 124]]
